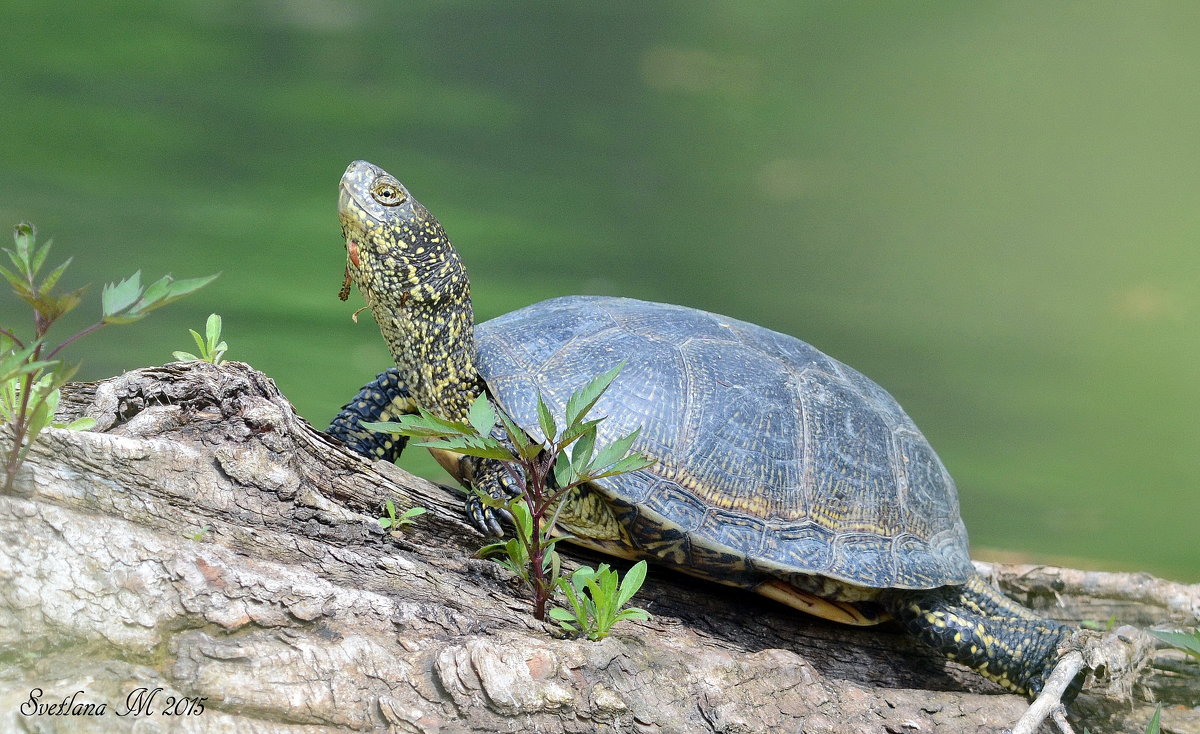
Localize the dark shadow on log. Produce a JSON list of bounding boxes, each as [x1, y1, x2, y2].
[[0, 362, 1195, 733]]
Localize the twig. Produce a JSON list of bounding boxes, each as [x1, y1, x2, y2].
[[1051, 705, 1075, 734], [1010, 651, 1085, 734]]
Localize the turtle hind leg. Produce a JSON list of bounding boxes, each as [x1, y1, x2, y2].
[[326, 367, 416, 462], [882, 574, 1082, 699], [957, 573, 1043, 621]]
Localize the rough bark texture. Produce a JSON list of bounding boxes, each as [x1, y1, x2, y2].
[[0, 362, 1196, 733]]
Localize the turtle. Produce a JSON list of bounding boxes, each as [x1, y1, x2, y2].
[[326, 159, 1082, 698]]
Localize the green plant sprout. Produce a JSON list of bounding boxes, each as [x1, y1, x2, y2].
[[0, 222, 217, 492], [363, 363, 655, 627], [172, 313, 228, 365], [378, 499, 426, 534], [182, 525, 212, 541], [550, 561, 650, 641], [1080, 614, 1118, 632]]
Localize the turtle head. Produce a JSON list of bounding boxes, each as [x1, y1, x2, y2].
[[338, 160, 468, 311], [336, 160, 481, 419]]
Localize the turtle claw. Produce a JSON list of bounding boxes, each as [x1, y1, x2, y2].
[[465, 494, 499, 536], [458, 452, 525, 536], [495, 506, 514, 529], [465, 495, 514, 537]]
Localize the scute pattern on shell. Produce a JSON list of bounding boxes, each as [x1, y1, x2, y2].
[[476, 295, 974, 590]]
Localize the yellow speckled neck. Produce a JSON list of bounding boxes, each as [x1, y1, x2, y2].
[[338, 160, 485, 421]]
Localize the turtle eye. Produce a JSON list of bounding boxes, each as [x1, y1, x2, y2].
[[371, 180, 406, 206]]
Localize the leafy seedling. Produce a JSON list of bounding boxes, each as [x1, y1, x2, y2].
[[550, 561, 650, 640], [183, 525, 212, 541], [172, 313, 229, 365], [378, 499, 426, 535]]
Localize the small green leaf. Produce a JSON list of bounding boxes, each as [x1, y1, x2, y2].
[[477, 540, 508, 557], [564, 361, 624, 428], [509, 500, 533, 543], [101, 271, 142, 318], [552, 574, 589, 634], [112, 273, 220, 323], [379, 499, 398, 529], [571, 424, 596, 472], [38, 257, 71, 293], [588, 452, 656, 480], [9, 227, 33, 273], [398, 506, 427, 522], [415, 406, 475, 434], [362, 418, 436, 437], [467, 393, 496, 435], [572, 565, 597, 593], [29, 236, 51, 278], [548, 608, 576, 623], [616, 560, 648, 608], [26, 395, 53, 436], [0, 261, 27, 292], [498, 410, 539, 460], [3, 246, 29, 280], [596, 564, 620, 605], [140, 274, 177, 310], [535, 393, 557, 443], [50, 362, 80, 387], [44, 286, 87, 321], [150, 273, 220, 311], [188, 328, 206, 355], [615, 608, 650, 622], [0, 342, 57, 383], [587, 427, 641, 474], [53, 416, 96, 431], [363, 408, 475, 439], [557, 417, 603, 450], [205, 313, 222, 346], [553, 451, 578, 488], [413, 436, 512, 460], [172, 351, 199, 362], [182, 524, 211, 541], [1145, 704, 1162, 734]]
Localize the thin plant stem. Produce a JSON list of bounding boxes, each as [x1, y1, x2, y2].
[[0, 327, 23, 348], [2, 369, 36, 492], [45, 322, 106, 360], [528, 464, 549, 620]]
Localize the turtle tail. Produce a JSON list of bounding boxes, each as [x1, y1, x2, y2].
[[882, 574, 1083, 700]]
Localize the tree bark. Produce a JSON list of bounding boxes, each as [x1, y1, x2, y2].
[[0, 362, 1196, 733]]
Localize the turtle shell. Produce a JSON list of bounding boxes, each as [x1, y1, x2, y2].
[[475, 295, 973, 590]]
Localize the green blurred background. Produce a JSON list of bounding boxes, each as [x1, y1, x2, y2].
[[1, 1, 1196, 581]]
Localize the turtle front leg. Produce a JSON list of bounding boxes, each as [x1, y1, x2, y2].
[[456, 432, 525, 536], [883, 574, 1083, 699], [326, 367, 417, 462]]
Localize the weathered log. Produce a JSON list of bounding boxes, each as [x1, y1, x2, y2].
[[0, 361, 1195, 733]]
